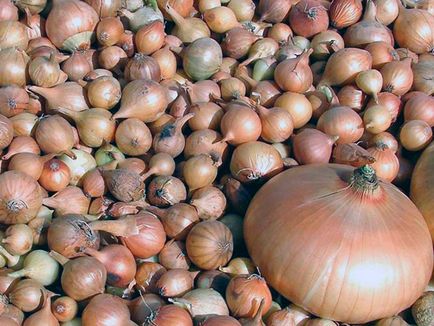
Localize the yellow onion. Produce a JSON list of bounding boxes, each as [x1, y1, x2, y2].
[[0, 48, 30, 88], [275, 92, 313, 129], [86, 76, 121, 109], [400, 120, 433, 151], [274, 49, 313, 93], [374, 0, 399, 25], [356, 69, 383, 103], [381, 58, 413, 96], [45, 0, 99, 52], [329, 0, 363, 29], [0, 21, 29, 50], [367, 143, 399, 182], [203, 6, 240, 34], [29, 53, 68, 88]]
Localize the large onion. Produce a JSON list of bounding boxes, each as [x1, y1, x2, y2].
[[245, 164, 433, 323]]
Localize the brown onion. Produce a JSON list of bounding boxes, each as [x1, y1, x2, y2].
[[1, 136, 40, 160], [293, 129, 338, 165], [337, 85, 367, 111], [135, 262, 166, 293], [381, 58, 413, 96], [52, 296, 78, 322], [86, 76, 121, 109], [190, 186, 226, 221], [135, 21, 165, 55], [365, 42, 399, 69], [203, 6, 240, 34], [230, 141, 284, 183], [274, 49, 313, 93], [400, 120, 433, 151], [375, 0, 399, 25], [0, 171, 42, 224], [258, 0, 292, 23], [344, 0, 394, 47], [363, 104, 392, 134], [319, 48, 372, 87], [226, 274, 272, 318], [289, 0, 329, 38], [10, 113, 38, 137], [147, 203, 199, 240], [183, 154, 218, 191], [82, 294, 131, 326], [367, 144, 399, 182], [45, 0, 99, 52], [98, 45, 128, 71], [186, 220, 233, 270], [156, 269, 196, 297], [329, 0, 363, 28], [61, 51, 92, 82], [115, 118, 152, 156], [159, 240, 191, 270], [317, 106, 364, 144], [113, 79, 168, 122], [141, 153, 176, 181], [47, 214, 100, 258], [404, 93, 434, 126], [368, 132, 399, 153], [188, 102, 224, 131], [102, 168, 144, 202], [0, 48, 30, 87]]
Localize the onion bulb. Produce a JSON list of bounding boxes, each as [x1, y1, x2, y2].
[[183, 154, 218, 191], [274, 49, 313, 93], [288, 0, 329, 38], [275, 92, 313, 129], [329, 0, 363, 29], [400, 120, 433, 151], [367, 144, 399, 182], [356, 69, 383, 103], [293, 129, 338, 165], [381, 58, 413, 96], [363, 104, 392, 134]]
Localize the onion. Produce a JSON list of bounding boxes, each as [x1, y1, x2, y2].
[[46, 0, 99, 52], [121, 212, 166, 259], [198, 0, 221, 12], [112, 79, 168, 122], [337, 85, 367, 111], [28, 206, 53, 247], [119, 5, 163, 33], [0, 21, 29, 50], [400, 120, 433, 151], [183, 154, 218, 191], [368, 132, 399, 153], [329, 0, 363, 28], [28, 82, 89, 113], [201, 315, 241, 326], [144, 305, 193, 326], [366, 92, 401, 122], [125, 54, 161, 82], [8, 152, 54, 180], [10, 113, 38, 137], [8, 250, 59, 286], [188, 102, 224, 131], [266, 305, 311, 325], [86, 76, 121, 110], [0, 0, 18, 21], [61, 51, 92, 82], [228, 0, 255, 21], [311, 31, 345, 61], [141, 152, 175, 181], [47, 214, 100, 258], [98, 45, 128, 71], [0, 86, 29, 119], [374, 0, 399, 25], [114, 118, 152, 156], [59, 149, 96, 186], [8, 279, 44, 313], [2, 136, 40, 160], [0, 48, 30, 87], [220, 257, 256, 276], [288, 0, 329, 38], [275, 92, 313, 129], [258, 0, 292, 23], [95, 143, 124, 167], [81, 244, 136, 288], [404, 92, 434, 126], [203, 6, 240, 34], [156, 269, 196, 297], [29, 54, 68, 88], [317, 106, 364, 144], [170, 288, 229, 317], [0, 114, 13, 150], [240, 38, 279, 67], [159, 240, 191, 270], [158, 0, 194, 21], [153, 113, 194, 158], [220, 102, 261, 145], [82, 294, 131, 326], [245, 164, 433, 323], [85, 0, 121, 18], [319, 48, 372, 87], [220, 77, 247, 101], [2, 224, 33, 256], [412, 60, 434, 95], [267, 23, 293, 43], [182, 38, 222, 81], [129, 294, 166, 325], [365, 41, 399, 70], [0, 171, 42, 224], [96, 17, 123, 47], [164, 3, 210, 43], [393, 3, 434, 54], [52, 296, 78, 322], [152, 47, 177, 80], [135, 262, 166, 293], [367, 144, 399, 182], [356, 69, 383, 104], [344, 0, 394, 47], [135, 21, 165, 55], [147, 203, 198, 240], [190, 186, 226, 221], [230, 141, 283, 183], [186, 220, 233, 270], [363, 104, 392, 134], [293, 129, 337, 165], [102, 168, 144, 202], [43, 186, 89, 216], [381, 58, 413, 96], [274, 49, 313, 93], [82, 169, 106, 198], [226, 274, 272, 318]]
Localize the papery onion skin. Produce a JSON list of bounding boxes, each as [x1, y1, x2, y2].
[[82, 293, 131, 326], [258, 0, 292, 23], [293, 129, 337, 165], [0, 114, 13, 150], [329, 0, 363, 29], [288, 0, 329, 38], [183, 38, 223, 81], [404, 93, 434, 126], [381, 58, 413, 96], [400, 120, 433, 152], [245, 164, 433, 323], [367, 144, 399, 182]]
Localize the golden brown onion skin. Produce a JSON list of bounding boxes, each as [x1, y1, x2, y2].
[[245, 164, 433, 323]]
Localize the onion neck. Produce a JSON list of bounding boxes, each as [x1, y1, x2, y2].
[[350, 165, 380, 194], [90, 215, 139, 237], [164, 3, 186, 27], [49, 250, 69, 266], [363, 0, 378, 21]]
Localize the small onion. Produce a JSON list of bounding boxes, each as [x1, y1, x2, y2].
[[220, 103, 261, 145], [115, 118, 152, 156], [368, 132, 399, 153], [183, 154, 218, 191], [159, 240, 191, 270], [274, 92, 313, 129], [400, 120, 433, 152], [404, 93, 434, 126], [86, 76, 121, 110], [51, 296, 78, 322], [156, 269, 195, 297], [337, 85, 367, 111], [135, 21, 165, 55], [363, 104, 392, 134], [412, 291, 434, 326], [356, 69, 383, 103], [144, 305, 193, 326], [61, 51, 93, 82], [96, 17, 124, 47], [366, 92, 402, 122], [367, 144, 399, 182], [288, 0, 329, 38], [188, 102, 224, 131], [190, 186, 227, 221], [365, 41, 399, 69], [329, 0, 363, 28], [258, 0, 292, 23], [381, 58, 413, 96], [293, 129, 338, 165], [135, 262, 166, 293], [203, 6, 240, 34], [82, 294, 131, 326]]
